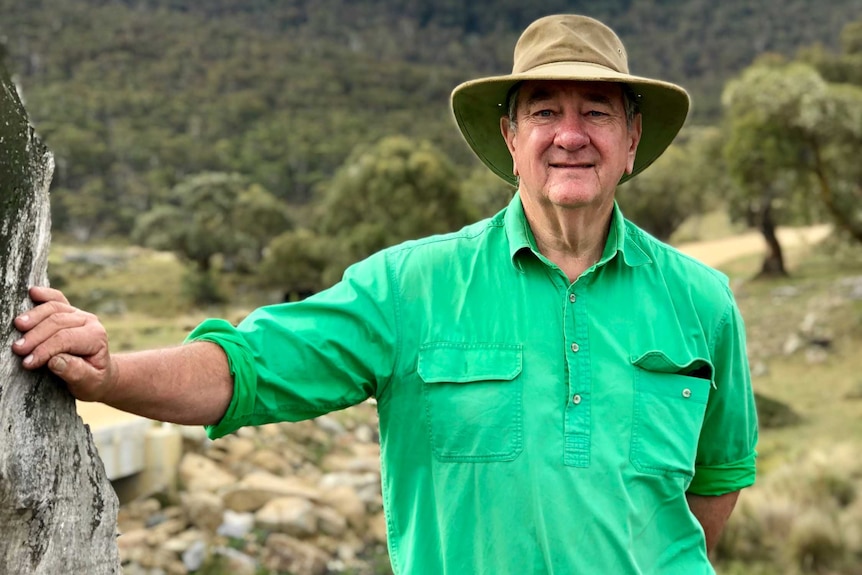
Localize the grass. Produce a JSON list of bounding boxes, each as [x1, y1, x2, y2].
[[710, 240, 862, 574]]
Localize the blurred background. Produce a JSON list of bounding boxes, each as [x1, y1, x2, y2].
[[2, 1, 862, 574]]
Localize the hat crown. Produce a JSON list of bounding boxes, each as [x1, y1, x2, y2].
[[513, 15, 629, 75]]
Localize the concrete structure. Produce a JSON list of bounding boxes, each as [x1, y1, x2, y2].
[[79, 403, 183, 503]]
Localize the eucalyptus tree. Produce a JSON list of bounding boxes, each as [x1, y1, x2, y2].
[[312, 135, 473, 282], [722, 58, 862, 276], [258, 136, 474, 296], [133, 172, 291, 304]]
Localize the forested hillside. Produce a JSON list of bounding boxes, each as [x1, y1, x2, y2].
[[1, 0, 861, 240]]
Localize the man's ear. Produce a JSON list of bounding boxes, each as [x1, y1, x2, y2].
[[625, 113, 643, 175], [501, 117, 519, 177]]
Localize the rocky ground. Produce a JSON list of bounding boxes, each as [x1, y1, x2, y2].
[[119, 401, 391, 575]]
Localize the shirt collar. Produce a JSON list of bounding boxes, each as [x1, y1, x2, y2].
[[504, 193, 652, 270]]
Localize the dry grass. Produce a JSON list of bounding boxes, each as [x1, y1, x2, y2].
[[712, 240, 862, 574]]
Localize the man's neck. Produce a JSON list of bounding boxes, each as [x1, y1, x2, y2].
[[522, 196, 614, 283]]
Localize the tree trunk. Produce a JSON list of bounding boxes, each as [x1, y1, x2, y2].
[[756, 198, 788, 278], [0, 65, 121, 573]]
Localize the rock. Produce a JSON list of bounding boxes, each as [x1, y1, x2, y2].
[[321, 485, 367, 531], [182, 491, 224, 532], [118, 528, 150, 563], [315, 505, 348, 537], [261, 533, 329, 575], [354, 424, 376, 443], [368, 511, 388, 544], [783, 332, 804, 356], [320, 444, 380, 473], [162, 529, 205, 554], [255, 496, 318, 537], [750, 361, 769, 378], [181, 540, 207, 572], [805, 347, 829, 364], [217, 510, 256, 539], [221, 471, 321, 512], [179, 453, 238, 492], [314, 415, 346, 436], [799, 312, 818, 335], [210, 547, 258, 575], [222, 436, 258, 463], [248, 448, 294, 474], [145, 518, 187, 546]]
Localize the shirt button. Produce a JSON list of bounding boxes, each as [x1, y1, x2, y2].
[[682, 388, 692, 398], [571, 342, 580, 353], [572, 394, 582, 405], [569, 293, 576, 303]]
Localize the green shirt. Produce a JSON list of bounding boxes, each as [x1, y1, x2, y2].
[[189, 195, 758, 575]]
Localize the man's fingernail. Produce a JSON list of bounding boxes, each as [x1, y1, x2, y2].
[[23, 355, 34, 366], [14, 338, 25, 347], [49, 357, 67, 373], [18, 315, 29, 324]]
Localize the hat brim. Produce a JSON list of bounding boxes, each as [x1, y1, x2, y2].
[[451, 62, 690, 186]]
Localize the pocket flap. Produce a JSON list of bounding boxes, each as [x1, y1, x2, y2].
[[418, 343, 523, 383], [632, 350, 713, 381]]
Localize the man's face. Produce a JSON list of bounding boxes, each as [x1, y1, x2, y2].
[[501, 80, 642, 212]]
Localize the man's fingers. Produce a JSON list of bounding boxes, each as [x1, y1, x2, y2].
[[12, 310, 91, 359], [14, 299, 77, 333], [28, 286, 70, 306], [14, 314, 109, 378], [47, 354, 110, 402], [48, 353, 91, 383]]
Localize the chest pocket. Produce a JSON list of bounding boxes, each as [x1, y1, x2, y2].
[[630, 351, 712, 478], [418, 342, 523, 462]]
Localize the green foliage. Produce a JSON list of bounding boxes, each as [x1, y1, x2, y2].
[[181, 268, 227, 307], [459, 167, 517, 221], [133, 172, 290, 274], [616, 127, 725, 240], [256, 136, 474, 294], [312, 135, 473, 281], [257, 228, 333, 298], [5, 0, 862, 241], [722, 54, 862, 247]]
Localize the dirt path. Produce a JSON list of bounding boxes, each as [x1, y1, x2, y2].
[[675, 224, 832, 268]]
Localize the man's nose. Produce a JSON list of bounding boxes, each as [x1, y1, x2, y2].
[[554, 113, 590, 150]]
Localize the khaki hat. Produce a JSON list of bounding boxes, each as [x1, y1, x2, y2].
[[451, 14, 690, 186]]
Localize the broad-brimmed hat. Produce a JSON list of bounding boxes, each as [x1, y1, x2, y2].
[[451, 14, 690, 186]]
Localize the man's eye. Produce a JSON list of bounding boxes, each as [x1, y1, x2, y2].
[[535, 109, 553, 117], [587, 110, 609, 117]]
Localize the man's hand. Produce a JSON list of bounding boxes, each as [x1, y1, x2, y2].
[[12, 286, 117, 402]]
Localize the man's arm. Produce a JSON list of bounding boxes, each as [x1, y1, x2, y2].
[[12, 286, 233, 425], [686, 490, 740, 553]]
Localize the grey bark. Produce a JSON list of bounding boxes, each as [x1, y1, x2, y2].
[[0, 65, 121, 572]]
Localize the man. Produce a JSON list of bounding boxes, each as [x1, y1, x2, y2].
[[13, 14, 757, 574]]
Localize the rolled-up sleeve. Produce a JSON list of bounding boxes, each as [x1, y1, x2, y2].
[[688, 299, 758, 496], [185, 251, 399, 440]]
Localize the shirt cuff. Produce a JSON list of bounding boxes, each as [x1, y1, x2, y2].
[[688, 451, 757, 496], [185, 318, 257, 440]]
